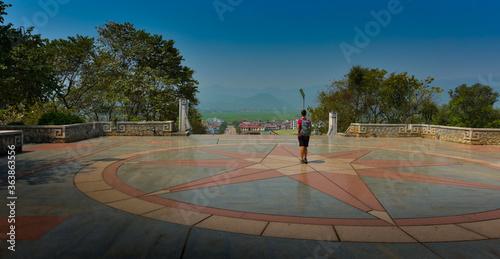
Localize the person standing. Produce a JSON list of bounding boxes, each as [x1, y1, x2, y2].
[[297, 109, 312, 164]]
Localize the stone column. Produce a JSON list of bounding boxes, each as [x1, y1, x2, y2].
[[178, 98, 191, 132], [327, 112, 337, 136]]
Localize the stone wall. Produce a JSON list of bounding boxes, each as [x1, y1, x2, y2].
[[0, 121, 177, 144], [0, 122, 109, 143], [345, 123, 500, 145], [0, 130, 23, 155], [107, 121, 176, 136]]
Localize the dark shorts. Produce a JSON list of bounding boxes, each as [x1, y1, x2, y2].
[[298, 135, 310, 147]]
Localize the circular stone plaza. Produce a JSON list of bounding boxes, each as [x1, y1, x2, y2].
[[1, 135, 500, 258]]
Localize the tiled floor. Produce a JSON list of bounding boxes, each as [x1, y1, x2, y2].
[[1, 135, 500, 258]]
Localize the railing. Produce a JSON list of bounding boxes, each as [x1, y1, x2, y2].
[[0, 121, 177, 143], [344, 123, 500, 145], [0, 130, 23, 155]]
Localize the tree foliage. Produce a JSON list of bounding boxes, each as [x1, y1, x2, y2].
[[309, 65, 443, 133], [81, 21, 199, 123], [45, 35, 96, 111], [1, 1, 58, 108], [38, 112, 85, 125], [219, 121, 228, 134], [189, 106, 206, 134], [434, 84, 500, 128], [1, 8, 204, 132], [0, 1, 9, 24]]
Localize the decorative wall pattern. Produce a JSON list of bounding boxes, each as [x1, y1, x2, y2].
[[0, 130, 23, 155], [0, 121, 177, 144], [345, 123, 500, 145], [109, 121, 176, 136]]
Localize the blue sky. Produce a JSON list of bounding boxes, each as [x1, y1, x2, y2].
[[3, 0, 500, 102]]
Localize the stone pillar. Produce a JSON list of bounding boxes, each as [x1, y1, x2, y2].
[[178, 98, 191, 132], [327, 112, 337, 136], [0, 130, 23, 155]]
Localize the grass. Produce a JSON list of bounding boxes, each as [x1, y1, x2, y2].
[[201, 111, 298, 122], [273, 129, 298, 135]]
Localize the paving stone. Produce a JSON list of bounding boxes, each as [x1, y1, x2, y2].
[[1, 135, 500, 258], [262, 222, 337, 241]]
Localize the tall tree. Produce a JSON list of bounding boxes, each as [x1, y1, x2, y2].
[[45, 35, 96, 111], [418, 100, 439, 124], [90, 21, 200, 123], [0, 1, 9, 25], [434, 84, 500, 128], [0, 1, 58, 109], [309, 65, 442, 133], [189, 106, 206, 134], [380, 72, 440, 124], [308, 79, 353, 133]]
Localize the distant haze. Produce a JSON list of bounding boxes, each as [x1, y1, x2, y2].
[[198, 85, 325, 112], [198, 75, 500, 113]]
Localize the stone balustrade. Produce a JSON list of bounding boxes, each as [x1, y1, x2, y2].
[[0, 121, 177, 144], [0, 130, 23, 155], [109, 121, 177, 136], [344, 123, 500, 145], [0, 122, 109, 143]]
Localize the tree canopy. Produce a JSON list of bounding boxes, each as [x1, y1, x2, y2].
[[1, 1, 58, 108], [434, 84, 500, 128], [85, 21, 199, 122], [310, 66, 500, 132], [45, 35, 96, 111], [309, 65, 443, 133], [1, 4, 205, 133]]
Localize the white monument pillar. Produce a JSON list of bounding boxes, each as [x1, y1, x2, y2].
[[178, 98, 191, 132], [327, 112, 337, 136]]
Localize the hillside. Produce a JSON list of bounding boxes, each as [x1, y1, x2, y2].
[[198, 85, 324, 112]]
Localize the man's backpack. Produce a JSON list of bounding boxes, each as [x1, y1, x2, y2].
[[300, 119, 312, 136]]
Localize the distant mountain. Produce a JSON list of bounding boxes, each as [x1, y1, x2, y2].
[[198, 85, 325, 112], [238, 93, 293, 110], [199, 92, 294, 112], [200, 94, 244, 111], [197, 77, 500, 112]]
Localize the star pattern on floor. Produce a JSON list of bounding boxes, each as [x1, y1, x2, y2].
[[139, 144, 500, 225]]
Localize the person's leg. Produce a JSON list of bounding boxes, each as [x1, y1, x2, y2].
[[303, 136, 309, 163], [298, 136, 305, 163], [300, 146, 305, 160]]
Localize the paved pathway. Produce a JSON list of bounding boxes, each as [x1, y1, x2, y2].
[[1, 135, 500, 258]]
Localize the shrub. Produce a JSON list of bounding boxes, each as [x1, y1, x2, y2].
[[7, 121, 25, 125], [38, 112, 85, 125], [69, 114, 86, 124]]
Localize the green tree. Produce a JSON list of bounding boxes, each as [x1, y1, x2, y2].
[[309, 66, 396, 133], [79, 50, 122, 121], [309, 65, 442, 133], [219, 121, 228, 134], [0, 1, 8, 23], [189, 106, 206, 134], [418, 100, 439, 124], [308, 81, 352, 133], [45, 35, 96, 111], [1, 2, 58, 109], [92, 21, 199, 121], [433, 103, 452, 126], [434, 84, 500, 128], [380, 72, 441, 124]]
